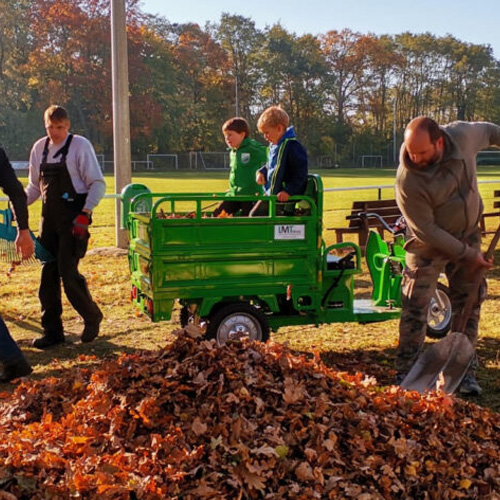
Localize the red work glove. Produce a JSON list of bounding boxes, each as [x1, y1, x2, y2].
[[72, 213, 91, 239]]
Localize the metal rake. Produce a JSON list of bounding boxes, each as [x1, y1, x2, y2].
[[0, 208, 53, 265]]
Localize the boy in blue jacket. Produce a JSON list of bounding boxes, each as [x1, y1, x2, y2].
[[251, 106, 308, 216]]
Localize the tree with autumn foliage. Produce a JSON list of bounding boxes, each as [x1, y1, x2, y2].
[[212, 14, 264, 124], [25, 0, 114, 149], [1, 1, 500, 164], [0, 0, 39, 157], [167, 22, 232, 152]]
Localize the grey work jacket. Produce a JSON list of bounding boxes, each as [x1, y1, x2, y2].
[[395, 121, 500, 262]]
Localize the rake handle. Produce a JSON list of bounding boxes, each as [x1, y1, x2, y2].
[[453, 221, 500, 333]]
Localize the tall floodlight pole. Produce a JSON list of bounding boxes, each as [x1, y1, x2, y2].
[[393, 99, 397, 165], [111, 0, 132, 248], [235, 74, 239, 116], [234, 47, 239, 116]]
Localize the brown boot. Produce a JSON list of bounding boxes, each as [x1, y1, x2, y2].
[[81, 311, 103, 343], [33, 334, 65, 349]]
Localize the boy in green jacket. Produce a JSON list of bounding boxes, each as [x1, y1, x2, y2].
[[213, 117, 267, 217]]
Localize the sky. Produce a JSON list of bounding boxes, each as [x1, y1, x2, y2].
[[139, 0, 500, 60]]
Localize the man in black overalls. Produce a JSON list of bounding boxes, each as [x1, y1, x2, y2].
[[26, 105, 106, 349]]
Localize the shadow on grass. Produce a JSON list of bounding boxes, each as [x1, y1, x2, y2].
[[1, 316, 175, 391], [3, 313, 43, 335], [315, 337, 500, 413], [475, 336, 500, 411]]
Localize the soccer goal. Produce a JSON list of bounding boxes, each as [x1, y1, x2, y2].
[[146, 154, 179, 170], [317, 155, 334, 168], [95, 154, 105, 172], [195, 151, 230, 171], [359, 155, 383, 168], [477, 150, 500, 165]]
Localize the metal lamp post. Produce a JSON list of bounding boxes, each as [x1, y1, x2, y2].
[[393, 99, 397, 165]]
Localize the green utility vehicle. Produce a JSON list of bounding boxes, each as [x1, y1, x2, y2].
[[123, 174, 450, 345]]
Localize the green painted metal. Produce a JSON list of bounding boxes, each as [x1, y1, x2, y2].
[[120, 183, 151, 229], [124, 174, 401, 331], [365, 230, 404, 307]]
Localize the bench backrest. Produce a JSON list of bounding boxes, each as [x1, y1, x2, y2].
[[494, 190, 500, 209], [347, 199, 401, 228]]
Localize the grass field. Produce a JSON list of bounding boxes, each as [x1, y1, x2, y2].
[[2, 167, 500, 412]]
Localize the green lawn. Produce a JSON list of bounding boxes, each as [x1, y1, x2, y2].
[[2, 167, 500, 411], [10, 166, 500, 246]]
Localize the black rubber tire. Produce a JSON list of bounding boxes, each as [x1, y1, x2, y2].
[[426, 282, 452, 339], [206, 303, 270, 346]]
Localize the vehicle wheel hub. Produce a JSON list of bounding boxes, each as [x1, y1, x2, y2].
[[218, 314, 262, 343]]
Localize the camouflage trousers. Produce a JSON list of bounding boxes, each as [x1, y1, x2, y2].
[[395, 230, 487, 374]]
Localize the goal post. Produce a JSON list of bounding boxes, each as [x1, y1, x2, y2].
[[146, 154, 179, 170], [359, 155, 383, 168], [317, 155, 334, 168], [196, 151, 230, 171], [95, 154, 105, 172]]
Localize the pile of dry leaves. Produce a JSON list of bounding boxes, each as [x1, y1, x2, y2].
[[0, 330, 499, 499]]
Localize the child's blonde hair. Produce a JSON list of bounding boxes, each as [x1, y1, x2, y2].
[[257, 106, 289, 132]]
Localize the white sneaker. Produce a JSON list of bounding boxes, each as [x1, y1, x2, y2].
[[458, 374, 482, 396]]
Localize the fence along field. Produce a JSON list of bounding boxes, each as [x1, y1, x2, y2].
[[3, 165, 500, 245]]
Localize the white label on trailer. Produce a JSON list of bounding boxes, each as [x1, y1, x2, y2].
[[274, 224, 305, 240]]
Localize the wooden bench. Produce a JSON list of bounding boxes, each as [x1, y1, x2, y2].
[[480, 190, 500, 234], [328, 199, 402, 250]]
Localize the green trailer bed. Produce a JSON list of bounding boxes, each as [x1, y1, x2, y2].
[[123, 174, 401, 344]]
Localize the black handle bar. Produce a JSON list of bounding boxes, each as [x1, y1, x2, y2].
[[346, 211, 397, 235]]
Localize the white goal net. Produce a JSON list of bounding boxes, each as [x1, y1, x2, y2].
[[359, 155, 383, 168], [146, 154, 179, 170], [317, 155, 334, 168], [192, 151, 230, 171], [95, 154, 105, 171]]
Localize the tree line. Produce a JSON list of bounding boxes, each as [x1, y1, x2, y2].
[[1, 0, 500, 165]]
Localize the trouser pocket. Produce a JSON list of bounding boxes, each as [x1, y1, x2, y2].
[[74, 232, 90, 258]]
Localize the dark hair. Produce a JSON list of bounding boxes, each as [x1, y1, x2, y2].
[[222, 117, 250, 137], [44, 105, 69, 123], [406, 116, 442, 144]]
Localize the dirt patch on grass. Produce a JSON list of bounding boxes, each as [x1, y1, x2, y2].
[[86, 246, 128, 257]]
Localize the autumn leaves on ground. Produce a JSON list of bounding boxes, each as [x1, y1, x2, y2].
[[0, 327, 499, 499], [0, 170, 500, 498], [0, 251, 500, 499]]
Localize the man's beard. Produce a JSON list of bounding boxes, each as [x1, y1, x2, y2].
[[416, 147, 442, 168]]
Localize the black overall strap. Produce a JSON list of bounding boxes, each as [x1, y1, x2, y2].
[[42, 134, 74, 164], [39, 133, 81, 209], [53, 134, 74, 160], [41, 137, 51, 164]]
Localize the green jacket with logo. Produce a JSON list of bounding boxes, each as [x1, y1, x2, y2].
[[227, 138, 267, 196]]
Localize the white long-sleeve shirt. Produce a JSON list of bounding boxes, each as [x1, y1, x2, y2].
[[26, 134, 106, 212]]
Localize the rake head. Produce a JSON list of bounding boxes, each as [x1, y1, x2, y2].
[[0, 208, 53, 266], [0, 238, 38, 265]]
